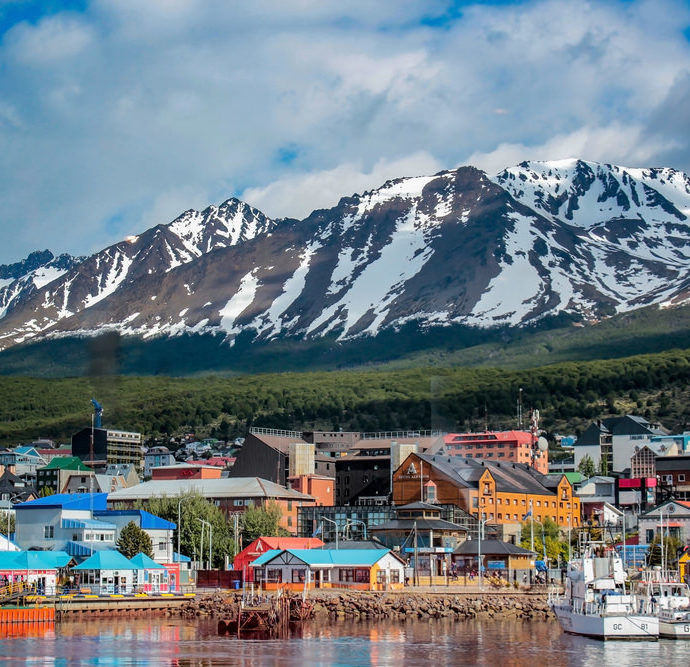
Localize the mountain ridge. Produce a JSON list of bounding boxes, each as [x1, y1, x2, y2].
[[2, 159, 690, 364]]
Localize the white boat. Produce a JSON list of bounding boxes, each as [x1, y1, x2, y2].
[[637, 568, 690, 639], [549, 540, 658, 640]]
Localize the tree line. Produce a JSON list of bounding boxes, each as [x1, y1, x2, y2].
[[1, 347, 690, 446]]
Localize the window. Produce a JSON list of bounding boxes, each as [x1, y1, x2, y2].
[[483, 482, 491, 495], [340, 568, 355, 582], [390, 570, 400, 584], [355, 569, 369, 583], [287, 517, 293, 527], [292, 569, 306, 583], [44, 525, 54, 539], [266, 568, 283, 583], [679, 474, 686, 482]]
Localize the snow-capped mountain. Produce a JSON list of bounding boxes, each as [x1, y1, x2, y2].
[[0, 250, 82, 319], [1, 159, 689, 352]]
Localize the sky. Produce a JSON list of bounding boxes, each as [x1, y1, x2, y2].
[[1, 0, 690, 265]]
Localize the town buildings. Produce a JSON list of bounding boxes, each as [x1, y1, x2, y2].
[[106, 477, 316, 533], [392, 452, 580, 543], [573, 415, 667, 473]]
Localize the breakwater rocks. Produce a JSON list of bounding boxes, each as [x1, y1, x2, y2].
[[181, 591, 552, 621]]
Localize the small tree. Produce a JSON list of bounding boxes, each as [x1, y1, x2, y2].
[[117, 521, 153, 559], [598, 456, 608, 476], [241, 501, 289, 543], [578, 455, 596, 478]]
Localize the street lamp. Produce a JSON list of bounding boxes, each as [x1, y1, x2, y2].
[[477, 517, 487, 589], [198, 519, 212, 569], [321, 516, 339, 549], [344, 519, 367, 541]]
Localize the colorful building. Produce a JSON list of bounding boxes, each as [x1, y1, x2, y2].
[[392, 452, 580, 542], [107, 477, 316, 534], [444, 431, 548, 474], [251, 548, 406, 591], [233, 536, 325, 582]]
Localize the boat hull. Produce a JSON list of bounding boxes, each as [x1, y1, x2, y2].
[[659, 616, 690, 639], [552, 604, 658, 640]]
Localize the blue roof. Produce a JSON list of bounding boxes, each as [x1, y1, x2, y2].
[[16, 493, 108, 511], [251, 548, 392, 568], [94, 510, 176, 530], [0, 550, 72, 570], [62, 518, 116, 530], [129, 553, 166, 570], [65, 542, 115, 557], [15, 446, 40, 457], [72, 550, 138, 571]]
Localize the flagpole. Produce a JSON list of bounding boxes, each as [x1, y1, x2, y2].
[[529, 499, 534, 553]]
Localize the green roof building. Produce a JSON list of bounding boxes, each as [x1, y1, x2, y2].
[[37, 456, 93, 495]]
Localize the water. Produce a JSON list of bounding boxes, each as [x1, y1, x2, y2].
[[2, 617, 690, 665]]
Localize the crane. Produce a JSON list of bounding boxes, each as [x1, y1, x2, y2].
[[91, 398, 103, 428]]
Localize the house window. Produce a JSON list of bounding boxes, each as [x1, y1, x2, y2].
[[679, 474, 686, 482], [44, 525, 54, 539], [355, 569, 369, 583], [390, 570, 400, 584], [340, 568, 355, 582], [483, 483, 491, 495], [266, 568, 282, 583], [292, 569, 306, 583]]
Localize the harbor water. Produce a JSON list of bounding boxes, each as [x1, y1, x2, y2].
[[2, 616, 690, 665]]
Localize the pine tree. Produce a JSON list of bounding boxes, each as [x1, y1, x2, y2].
[[116, 521, 153, 559]]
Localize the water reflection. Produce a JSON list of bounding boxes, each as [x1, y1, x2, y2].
[[0, 616, 689, 665]]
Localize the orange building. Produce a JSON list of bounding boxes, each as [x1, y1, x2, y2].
[[288, 474, 335, 506], [393, 452, 580, 533], [151, 464, 223, 480], [444, 431, 549, 474]]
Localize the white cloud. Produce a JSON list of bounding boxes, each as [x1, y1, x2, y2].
[[241, 152, 444, 220], [6, 16, 94, 65], [0, 0, 690, 264], [463, 124, 676, 176]]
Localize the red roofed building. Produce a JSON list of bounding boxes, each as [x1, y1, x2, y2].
[[444, 431, 549, 474], [233, 536, 325, 582]]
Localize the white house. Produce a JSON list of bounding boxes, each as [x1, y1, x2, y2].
[[638, 500, 690, 546], [14, 494, 175, 563], [574, 416, 667, 473]]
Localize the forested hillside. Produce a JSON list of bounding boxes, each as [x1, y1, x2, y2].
[[2, 347, 690, 446]]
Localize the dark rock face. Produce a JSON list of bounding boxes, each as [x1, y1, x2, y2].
[[1, 159, 690, 353]]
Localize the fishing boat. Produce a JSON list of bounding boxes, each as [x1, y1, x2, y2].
[[637, 568, 690, 639], [549, 538, 658, 640]]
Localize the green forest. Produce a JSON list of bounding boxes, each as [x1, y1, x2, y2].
[[2, 345, 690, 447]]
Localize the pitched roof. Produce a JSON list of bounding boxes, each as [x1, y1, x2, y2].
[[416, 453, 558, 496], [72, 550, 138, 570], [107, 477, 314, 502], [129, 553, 166, 569], [258, 537, 325, 550], [40, 456, 90, 471], [0, 550, 72, 570], [251, 548, 394, 568]]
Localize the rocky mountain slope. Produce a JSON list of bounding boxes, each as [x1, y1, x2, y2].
[[1, 159, 689, 353]]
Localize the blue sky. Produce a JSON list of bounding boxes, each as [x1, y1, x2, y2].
[[0, 0, 689, 264]]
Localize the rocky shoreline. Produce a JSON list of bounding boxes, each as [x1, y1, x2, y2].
[[181, 590, 553, 621]]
